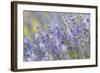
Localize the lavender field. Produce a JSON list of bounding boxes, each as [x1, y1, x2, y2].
[[23, 11, 90, 62]]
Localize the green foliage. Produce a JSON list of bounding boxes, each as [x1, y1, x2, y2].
[[68, 49, 78, 59]]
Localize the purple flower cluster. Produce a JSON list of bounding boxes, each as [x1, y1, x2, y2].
[[23, 11, 90, 61]]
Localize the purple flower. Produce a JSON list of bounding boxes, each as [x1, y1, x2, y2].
[[71, 24, 80, 36]]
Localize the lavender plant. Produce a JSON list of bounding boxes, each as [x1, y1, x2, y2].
[[23, 11, 90, 61]]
